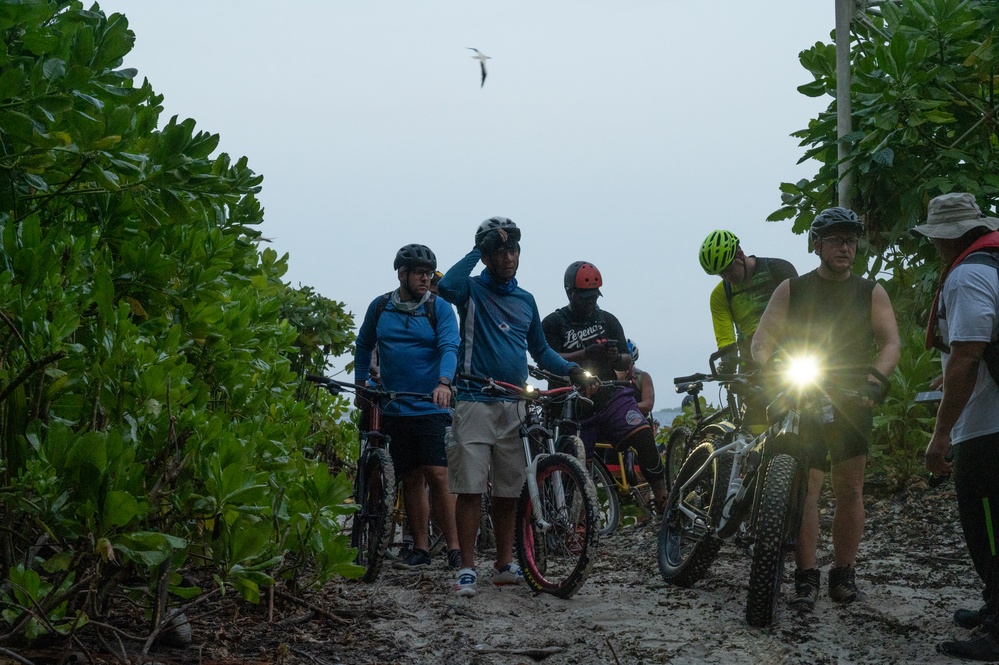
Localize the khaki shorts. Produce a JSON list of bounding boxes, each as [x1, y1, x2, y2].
[[447, 400, 526, 498]]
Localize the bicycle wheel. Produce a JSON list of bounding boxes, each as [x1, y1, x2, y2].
[[589, 459, 620, 537], [665, 426, 693, 491], [350, 448, 396, 583], [657, 441, 731, 587], [745, 453, 798, 628], [515, 453, 599, 598]]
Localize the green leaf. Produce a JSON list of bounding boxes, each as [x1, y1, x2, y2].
[[0, 66, 25, 102], [102, 490, 138, 527]]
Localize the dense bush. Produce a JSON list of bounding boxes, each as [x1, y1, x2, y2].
[[0, 0, 360, 651]]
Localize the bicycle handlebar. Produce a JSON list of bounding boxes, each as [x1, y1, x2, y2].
[[304, 374, 433, 402]]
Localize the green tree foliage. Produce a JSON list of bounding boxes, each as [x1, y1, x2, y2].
[[772, 0, 999, 488], [0, 0, 361, 647]]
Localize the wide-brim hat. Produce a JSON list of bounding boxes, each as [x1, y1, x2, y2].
[[911, 192, 999, 239]]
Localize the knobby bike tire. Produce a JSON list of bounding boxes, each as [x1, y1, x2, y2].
[[351, 448, 396, 583], [515, 453, 599, 598], [665, 426, 693, 492], [745, 453, 798, 628], [556, 435, 587, 464], [657, 442, 732, 587], [589, 459, 621, 537]]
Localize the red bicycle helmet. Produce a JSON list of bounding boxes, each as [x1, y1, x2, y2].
[[564, 261, 603, 296]]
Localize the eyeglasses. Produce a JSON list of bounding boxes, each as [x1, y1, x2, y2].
[[819, 235, 859, 248], [409, 268, 435, 278]]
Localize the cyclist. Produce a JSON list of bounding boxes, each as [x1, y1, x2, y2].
[[354, 244, 462, 571], [751, 207, 900, 612], [437, 217, 587, 597], [617, 339, 655, 418], [542, 262, 668, 512], [699, 229, 797, 374]]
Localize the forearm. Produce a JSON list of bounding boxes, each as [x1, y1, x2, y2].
[[934, 353, 980, 440]]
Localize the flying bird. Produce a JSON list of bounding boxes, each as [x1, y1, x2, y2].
[[467, 47, 490, 88]]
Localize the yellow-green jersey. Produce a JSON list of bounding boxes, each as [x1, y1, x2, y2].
[[709, 257, 797, 360]]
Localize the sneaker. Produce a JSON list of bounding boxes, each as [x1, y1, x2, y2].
[[447, 549, 462, 570], [393, 548, 431, 570], [937, 633, 999, 661], [828, 565, 863, 603], [454, 567, 477, 597], [387, 541, 413, 562], [790, 568, 820, 612], [492, 562, 525, 586], [956, 607, 990, 630]]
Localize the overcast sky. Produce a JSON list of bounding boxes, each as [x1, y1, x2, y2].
[[102, 1, 837, 407]]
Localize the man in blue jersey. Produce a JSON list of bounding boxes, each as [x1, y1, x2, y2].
[[438, 217, 588, 597], [354, 244, 461, 570]]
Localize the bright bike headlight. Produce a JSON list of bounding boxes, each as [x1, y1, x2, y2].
[[784, 355, 822, 388], [524, 384, 537, 394]]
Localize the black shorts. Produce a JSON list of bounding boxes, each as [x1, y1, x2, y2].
[[381, 413, 451, 479], [802, 401, 873, 471]]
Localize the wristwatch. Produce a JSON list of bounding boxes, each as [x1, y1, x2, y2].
[[438, 377, 452, 387]]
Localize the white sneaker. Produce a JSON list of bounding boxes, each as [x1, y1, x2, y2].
[[492, 562, 525, 586], [453, 567, 477, 597]]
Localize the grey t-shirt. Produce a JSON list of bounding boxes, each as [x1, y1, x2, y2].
[[939, 259, 999, 443]]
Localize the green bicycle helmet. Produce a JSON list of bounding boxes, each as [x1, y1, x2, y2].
[[699, 230, 740, 275]]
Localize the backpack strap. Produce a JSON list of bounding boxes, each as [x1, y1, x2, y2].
[[373, 292, 438, 333]]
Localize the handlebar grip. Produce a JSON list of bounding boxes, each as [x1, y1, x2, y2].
[[709, 344, 737, 363], [305, 374, 327, 384], [673, 373, 708, 385]]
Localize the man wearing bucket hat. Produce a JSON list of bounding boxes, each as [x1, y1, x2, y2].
[[916, 193, 999, 662]]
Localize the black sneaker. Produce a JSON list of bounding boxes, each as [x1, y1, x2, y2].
[[790, 568, 820, 612], [447, 549, 462, 570], [938, 633, 999, 661], [956, 607, 991, 630], [828, 565, 863, 603], [393, 548, 431, 570]]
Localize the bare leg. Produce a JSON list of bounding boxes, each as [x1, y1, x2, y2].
[[829, 454, 866, 567], [491, 496, 518, 569], [455, 493, 481, 569], [424, 465, 458, 551], [402, 471, 431, 552], [795, 468, 824, 570]]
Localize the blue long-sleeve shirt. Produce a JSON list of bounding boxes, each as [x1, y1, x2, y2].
[[437, 249, 577, 402], [353, 292, 459, 416]]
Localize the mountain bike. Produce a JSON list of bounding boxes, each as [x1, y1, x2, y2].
[[664, 345, 743, 491], [305, 374, 431, 582], [456, 373, 599, 598], [657, 355, 888, 627]]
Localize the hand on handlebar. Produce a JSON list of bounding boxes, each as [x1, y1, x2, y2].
[[569, 367, 599, 396]]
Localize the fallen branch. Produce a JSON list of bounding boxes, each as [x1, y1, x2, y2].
[[273, 588, 350, 626]]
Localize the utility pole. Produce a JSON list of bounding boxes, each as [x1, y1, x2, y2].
[[835, 0, 854, 209]]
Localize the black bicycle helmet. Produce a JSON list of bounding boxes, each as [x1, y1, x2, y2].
[[810, 207, 863, 242], [393, 244, 437, 271], [475, 216, 521, 247]]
